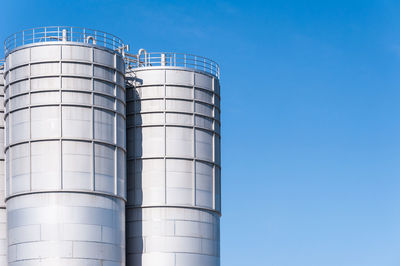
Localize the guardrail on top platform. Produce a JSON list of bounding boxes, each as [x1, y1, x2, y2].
[[4, 26, 125, 55], [125, 52, 220, 78]]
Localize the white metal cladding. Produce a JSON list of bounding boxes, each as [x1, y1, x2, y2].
[[4, 42, 126, 265], [126, 66, 221, 266], [0, 66, 7, 266]]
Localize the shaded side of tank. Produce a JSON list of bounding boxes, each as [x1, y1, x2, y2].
[[0, 63, 7, 266]]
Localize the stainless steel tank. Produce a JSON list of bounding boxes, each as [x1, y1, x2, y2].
[[3, 27, 126, 266], [0, 60, 6, 266], [126, 52, 221, 266]]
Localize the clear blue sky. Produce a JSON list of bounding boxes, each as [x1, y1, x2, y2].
[[2, 0, 400, 265]]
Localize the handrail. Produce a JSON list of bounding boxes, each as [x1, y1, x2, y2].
[[125, 51, 220, 78], [4, 26, 125, 55]]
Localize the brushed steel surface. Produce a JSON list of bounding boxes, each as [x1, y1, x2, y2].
[[4, 39, 126, 265], [126, 63, 221, 266], [127, 207, 219, 266], [7, 192, 125, 266]]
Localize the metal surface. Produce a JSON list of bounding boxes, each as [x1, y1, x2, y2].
[[4, 31, 126, 265], [0, 60, 7, 266], [5, 26, 125, 55], [126, 52, 221, 266]]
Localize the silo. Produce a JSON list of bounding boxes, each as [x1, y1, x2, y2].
[[0, 60, 6, 265], [126, 51, 221, 266], [3, 27, 126, 266]]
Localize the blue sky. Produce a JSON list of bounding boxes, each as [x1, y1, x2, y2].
[[2, 0, 400, 265]]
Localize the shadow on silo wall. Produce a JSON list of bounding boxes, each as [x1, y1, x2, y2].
[[125, 75, 144, 266]]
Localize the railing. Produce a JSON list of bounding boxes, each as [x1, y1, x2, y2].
[[5, 26, 125, 55], [126, 52, 220, 78]]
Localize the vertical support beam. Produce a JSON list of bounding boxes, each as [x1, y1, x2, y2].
[[164, 69, 167, 205], [59, 45, 63, 190], [192, 71, 196, 206], [91, 47, 95, 191], [114, 54, 118, 196], [28, 47, 32, 192]]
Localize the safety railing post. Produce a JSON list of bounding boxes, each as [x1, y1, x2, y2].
[[161, 53, 166, 66]]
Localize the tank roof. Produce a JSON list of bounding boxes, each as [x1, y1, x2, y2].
[[125, 51, 220, 78], [5, 26, 124, 55]]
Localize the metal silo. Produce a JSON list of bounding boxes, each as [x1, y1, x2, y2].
[[126, 51, 221, 266], [3, 27, 126, 266], [0, 60, 6, 266]]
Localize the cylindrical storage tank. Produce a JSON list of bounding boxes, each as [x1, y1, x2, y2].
[[126, 52, 221, 266], [0, 62, 7, 265], [3, 27, 126, 266]]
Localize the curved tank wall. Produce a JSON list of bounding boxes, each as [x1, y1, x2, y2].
[[4, 40, 126, 266], [126, 64, 221, 266], [0, 66, 7, 266]]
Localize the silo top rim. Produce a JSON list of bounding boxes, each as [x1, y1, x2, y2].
[[125, 52, 220, 78], [4, 26, 125, 55]]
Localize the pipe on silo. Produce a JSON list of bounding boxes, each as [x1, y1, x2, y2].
[[62, 29, 67, 41], [161, 53, 166, 66], [138, 48, 147, 66], [86, 35, 96, 44]]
